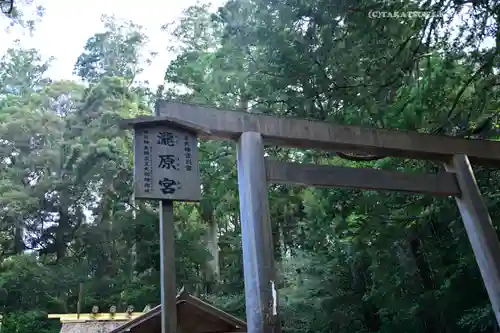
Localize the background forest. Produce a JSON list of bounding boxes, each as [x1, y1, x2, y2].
[[1, 1, 500, 333]]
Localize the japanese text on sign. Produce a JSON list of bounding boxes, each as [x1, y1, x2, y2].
[[134, 126, 201, 201], [184, 135, 192, 171], [143, 130, 152, 193]]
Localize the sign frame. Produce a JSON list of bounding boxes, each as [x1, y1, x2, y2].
[[133, 123, 201, 202]]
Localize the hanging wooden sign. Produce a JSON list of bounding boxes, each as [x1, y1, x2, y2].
[[133, 125, 201, 202]]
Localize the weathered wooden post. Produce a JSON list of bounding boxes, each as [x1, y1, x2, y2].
[[133, 115, 201, 333], [237, 132, 281, 333], [126, 100, 500, 331], [446, 154, 500, 326]]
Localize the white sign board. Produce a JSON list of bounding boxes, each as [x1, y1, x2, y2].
[[133, 126, 201, 201]]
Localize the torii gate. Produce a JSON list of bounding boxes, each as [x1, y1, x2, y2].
[[123, 100, 500, 333]]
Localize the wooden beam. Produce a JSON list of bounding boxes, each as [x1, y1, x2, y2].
[[157, 96, 178, 333], [120, 115, 212, 136], [266, 160, 460, 197], [237, 132, 281, 333], [145, 101, 500, 166], [445, 155, 500, 328], [159, 201, 177, 333]]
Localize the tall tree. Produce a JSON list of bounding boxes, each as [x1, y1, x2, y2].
[[74, 14, 153, 86]]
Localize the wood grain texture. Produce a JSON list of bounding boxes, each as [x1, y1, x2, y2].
[[266, 160, 460, 197], [121, 116, 212, 136], [446, 155, 500, 327], [147, 101, 500, 166], [159, 201, 177, 333], [133, 126, 201, 202], [237, 132, 281, 333], [155, 103, 178, 333]]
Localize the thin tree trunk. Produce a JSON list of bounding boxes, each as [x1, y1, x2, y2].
[[206, 218, 219, 292], [56, 201, 69, 261], [409, 236, 448, 333], [13, 219, 24, 254], [352, 255, 381, 332], [200, 198, 219, 293]]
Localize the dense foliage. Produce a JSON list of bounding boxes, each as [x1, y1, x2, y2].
[[1, 1, 500, 333]]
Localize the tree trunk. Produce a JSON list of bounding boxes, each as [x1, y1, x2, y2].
[[205, 217, 219, 293], [13, 220, 24, 254], [409, 236, 448, 333], [200, 197, 219, 293], [56, 202, 69, 261], [356, 260, 381, 332]]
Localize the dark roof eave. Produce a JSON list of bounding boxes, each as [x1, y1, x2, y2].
[[109, 289, 246, 333]]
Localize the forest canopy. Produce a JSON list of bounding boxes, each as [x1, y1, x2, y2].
[[0, 1, 499, 333]]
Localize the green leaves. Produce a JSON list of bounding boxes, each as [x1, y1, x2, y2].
[[162, 0, 500, 332], [1, 1, 500, 332], [74, 15, 150, 85]]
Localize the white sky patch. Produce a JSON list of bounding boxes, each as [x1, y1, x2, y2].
[[0, 0, 228, 87], [0, 0, 226, 230], [0, 1, 495, 88], [0, 1, 496, 229]]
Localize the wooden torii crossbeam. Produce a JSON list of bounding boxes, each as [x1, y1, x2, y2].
[[125, 101, 500, 166], [122, 100, 500, 333]]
